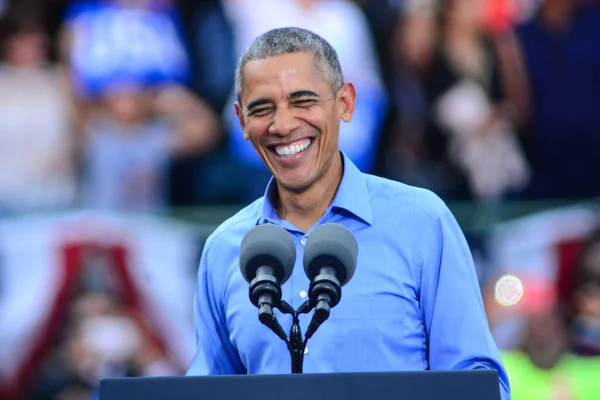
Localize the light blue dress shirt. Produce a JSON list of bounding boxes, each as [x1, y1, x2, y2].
[[187, 151, 510, 400]]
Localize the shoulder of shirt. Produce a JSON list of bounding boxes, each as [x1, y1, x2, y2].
[[362, 173, 451, 222], [202, 197, 264, 254]]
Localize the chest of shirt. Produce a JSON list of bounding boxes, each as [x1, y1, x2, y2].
[[219, 224, 427, 372]]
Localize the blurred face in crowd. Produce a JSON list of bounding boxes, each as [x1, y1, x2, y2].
[[573, 241, 600, 354], [398, 11, 437, 71], [2, 29, 47, 67], [523, 307, 567, 370], [576, 242, 600, 320], [444, 0, 484, 31], [235, 52, 355, 193], [102, 83, 151, 127]]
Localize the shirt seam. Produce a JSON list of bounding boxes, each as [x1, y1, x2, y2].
[[417, 210, 452, 330]]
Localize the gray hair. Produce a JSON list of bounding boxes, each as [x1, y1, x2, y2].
[[234, 27, 344, 105]]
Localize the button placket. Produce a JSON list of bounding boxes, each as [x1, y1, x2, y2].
[[290, 234, 306, 309]]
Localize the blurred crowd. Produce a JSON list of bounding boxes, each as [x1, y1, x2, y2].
[[1, 0, 600, 399], [30, 253, 183, 400], [1, 0, 600, 216]]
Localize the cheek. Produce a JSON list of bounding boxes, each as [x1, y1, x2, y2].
[[245, 119, 271, 142], [299, 109, 330, 136], [318, 114, 339, 145]]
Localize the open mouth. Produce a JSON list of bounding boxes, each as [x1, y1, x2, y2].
[[269, 138, 314, 158]]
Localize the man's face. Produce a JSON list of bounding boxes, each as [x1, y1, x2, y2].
[[235, 52, 355, 193]]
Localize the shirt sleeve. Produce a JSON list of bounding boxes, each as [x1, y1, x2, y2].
[[420, 211, 511, 400], [186, 238, 245, 375]]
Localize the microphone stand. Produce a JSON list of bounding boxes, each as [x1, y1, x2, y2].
[[262, 299, 316, 373]]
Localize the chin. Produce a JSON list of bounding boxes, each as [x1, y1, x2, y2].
[[275, 170, 317, 193]]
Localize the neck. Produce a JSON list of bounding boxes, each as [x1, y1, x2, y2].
[[277, 152, 343, 232]]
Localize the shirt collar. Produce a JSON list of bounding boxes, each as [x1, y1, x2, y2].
[[257, 151, 373, 226]]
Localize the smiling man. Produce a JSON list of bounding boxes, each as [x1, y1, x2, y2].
[[187, 27, 510, 400]]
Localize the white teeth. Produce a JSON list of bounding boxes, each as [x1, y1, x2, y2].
[[275, 139, 312, 157]]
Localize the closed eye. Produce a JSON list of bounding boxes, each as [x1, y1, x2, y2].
[[249, 107, 273, 117], [292, 99, 317, 107]]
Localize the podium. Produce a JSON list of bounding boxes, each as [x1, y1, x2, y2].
[[100, 370, 501, 400]]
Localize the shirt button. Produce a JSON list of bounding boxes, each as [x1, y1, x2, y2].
[[304, 347, 309, 355], [300, 237, 307, 245], [299, 290, 307, 299]]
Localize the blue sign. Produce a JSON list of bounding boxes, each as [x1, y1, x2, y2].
[[64, 1, 190, 97]]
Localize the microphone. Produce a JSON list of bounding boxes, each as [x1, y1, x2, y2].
[[302, 223, 358, 339], [240, 224, 295, 341]]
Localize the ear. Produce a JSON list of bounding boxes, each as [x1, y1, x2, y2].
[[234, 102, 250, 140], [338, 82, 356, 123]]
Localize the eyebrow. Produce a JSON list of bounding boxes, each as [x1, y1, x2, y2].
[[246, 90, 320, 112], [289, 90, 319, 99]]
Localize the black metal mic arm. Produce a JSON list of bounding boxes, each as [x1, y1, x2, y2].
[[275, 300, 314, 373]]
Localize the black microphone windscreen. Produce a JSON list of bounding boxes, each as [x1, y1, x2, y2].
[[239, 224, 295, 285], [303, 223, 358, 286]]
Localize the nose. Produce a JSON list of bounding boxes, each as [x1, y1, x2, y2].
[[268, 105, 300, 136]]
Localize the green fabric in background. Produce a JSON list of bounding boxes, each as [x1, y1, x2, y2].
[[502, 352, 600, 400]]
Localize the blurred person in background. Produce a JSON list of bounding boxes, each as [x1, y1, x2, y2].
[[32, 263, 180, 400], [0, 1, 77, 216], [501, 302, 600, 399], [351, 0, 403, 86], [170, 0, 236, 206], [174, 0, 236, 114], [386, 0, 529, 202], [350, 0, 407, 178], [507, 0, 600, 199], [571, 230, 600, 356], [77, 80, 220, 212], [59, 0, 221, 212], [198, 0, 388, 205], [488, 234, 600, 400]]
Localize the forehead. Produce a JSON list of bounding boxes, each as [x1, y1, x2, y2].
[[240, 52, 328, 103]]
